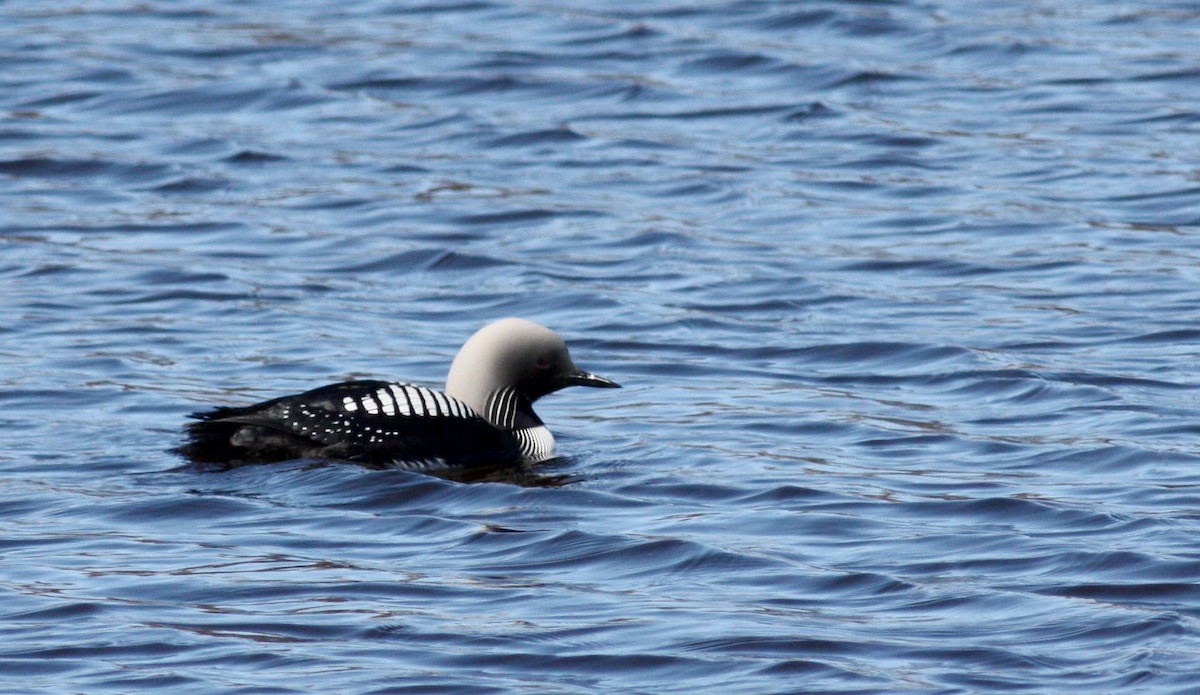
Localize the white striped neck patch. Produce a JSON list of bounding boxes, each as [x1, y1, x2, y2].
[[514, 425, 555, 460]]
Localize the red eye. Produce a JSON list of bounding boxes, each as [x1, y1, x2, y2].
[[536, 358, 550, 369]]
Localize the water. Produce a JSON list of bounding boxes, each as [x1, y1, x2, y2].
[[3, 0, 1200, 692]]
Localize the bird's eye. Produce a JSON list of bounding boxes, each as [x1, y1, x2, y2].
[[536, 357, 550, 369]]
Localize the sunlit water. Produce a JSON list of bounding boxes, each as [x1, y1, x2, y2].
[[4, 1, 1200, 692]]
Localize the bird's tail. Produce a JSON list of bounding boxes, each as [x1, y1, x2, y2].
[[178, 402, 316, 464]]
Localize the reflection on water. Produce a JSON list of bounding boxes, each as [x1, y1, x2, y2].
[[186, 457, 579, 488]]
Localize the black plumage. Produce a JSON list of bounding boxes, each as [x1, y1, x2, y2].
[[178, 381, 523, 468]]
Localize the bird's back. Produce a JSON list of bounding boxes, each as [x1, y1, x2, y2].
[[177, 380, 524, 468]]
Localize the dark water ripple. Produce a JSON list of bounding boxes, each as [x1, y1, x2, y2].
[[4, 0, 1200, 692]]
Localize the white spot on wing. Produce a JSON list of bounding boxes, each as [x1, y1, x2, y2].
[[408, 388, 427, 415], [388, 384, 413, 416], [418, 388, 437, 417], [361, 395, 379, 415], [376, 388, 396, 416], [431, 390, 452, 417], [342, 397, 358, 412]]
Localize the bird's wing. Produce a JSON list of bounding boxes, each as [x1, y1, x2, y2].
[[191, 380, 519, 465]]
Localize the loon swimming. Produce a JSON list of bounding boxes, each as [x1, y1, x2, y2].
[[177, 318, 620, 468]]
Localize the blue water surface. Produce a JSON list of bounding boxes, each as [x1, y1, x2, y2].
[[3, 1, 1200, 692]]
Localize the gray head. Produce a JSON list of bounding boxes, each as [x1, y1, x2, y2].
[[444, 318, 619, 430]]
